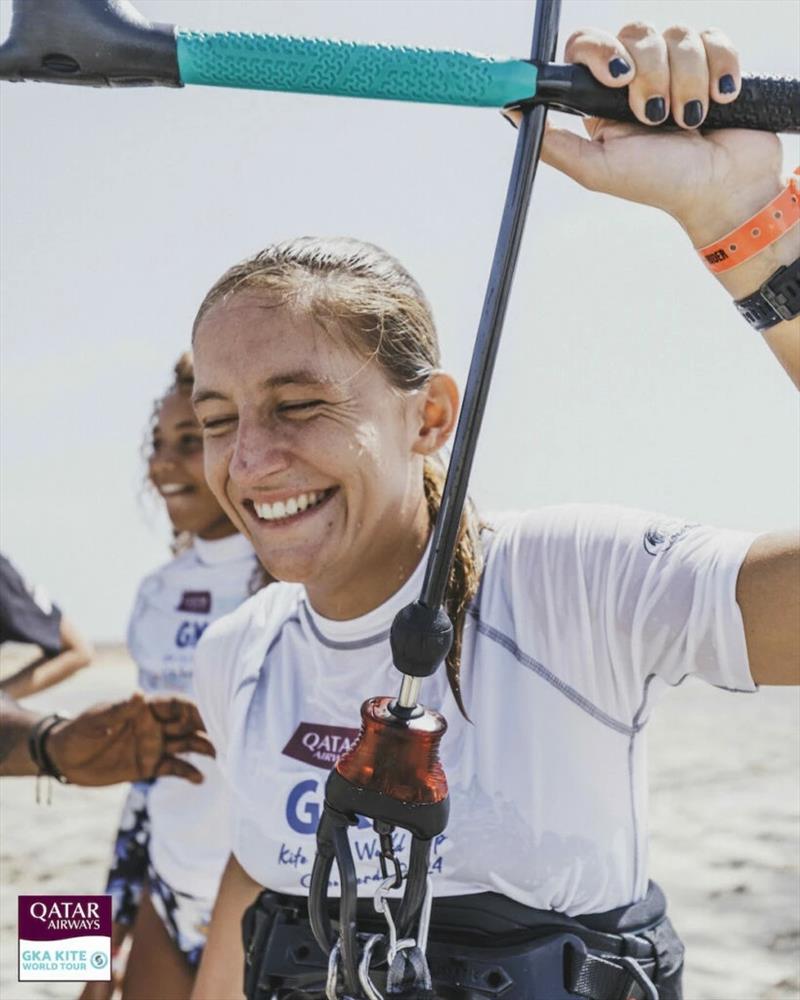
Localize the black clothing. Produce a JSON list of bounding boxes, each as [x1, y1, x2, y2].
[[0, 554, 62, 654]]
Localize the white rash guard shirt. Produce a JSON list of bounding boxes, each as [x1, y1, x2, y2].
[[194, 505, 756, 916], [128, 532, 257, 899]]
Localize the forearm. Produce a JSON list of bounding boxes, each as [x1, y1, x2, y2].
[[0, 646, 92, 700], [0, 695, 39, 776], [683, 174, 800, 388]]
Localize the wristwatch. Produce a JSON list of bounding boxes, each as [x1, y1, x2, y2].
[[734, 258, 800, 331]]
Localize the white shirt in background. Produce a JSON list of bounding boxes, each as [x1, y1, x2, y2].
[[129, 531, 257, 899]]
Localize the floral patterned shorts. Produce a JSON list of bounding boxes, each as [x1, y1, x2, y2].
[[104, 781, 212, 969]]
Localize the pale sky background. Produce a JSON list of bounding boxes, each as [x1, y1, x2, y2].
[[1, 0, 798, 641]]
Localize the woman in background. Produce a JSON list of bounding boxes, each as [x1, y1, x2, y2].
[[82, 354, 265, 1000]]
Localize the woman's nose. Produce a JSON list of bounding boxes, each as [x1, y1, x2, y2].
[[149, 447, 179, 476], [228, 420, 291, 487]]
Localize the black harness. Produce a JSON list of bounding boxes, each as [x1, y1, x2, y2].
[[243, 881, 684, 1000]]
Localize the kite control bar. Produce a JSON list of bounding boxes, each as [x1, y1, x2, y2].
[[0, 0, 798, 132]]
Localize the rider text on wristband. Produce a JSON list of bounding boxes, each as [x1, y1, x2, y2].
[[698, 168, 800, 274]]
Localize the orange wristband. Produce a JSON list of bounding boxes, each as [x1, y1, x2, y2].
[[698, 168, 800, 274]]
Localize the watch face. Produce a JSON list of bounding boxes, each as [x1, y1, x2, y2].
[[763, 260, 800, 322], [736, 260, 800, 331], [736, 300, 778, 331]]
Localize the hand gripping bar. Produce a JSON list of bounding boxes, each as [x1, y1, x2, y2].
[[0, 0, 797, 132]]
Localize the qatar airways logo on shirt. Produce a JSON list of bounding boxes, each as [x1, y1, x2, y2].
[[282, 723, 360, 770], [176, 591, 212, 614]]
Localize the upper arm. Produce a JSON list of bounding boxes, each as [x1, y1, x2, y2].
[[736, 530, 800, 685], [57, 615, 93, 665], [499, 506, 759, 721], [192, 852, 262, 1000]]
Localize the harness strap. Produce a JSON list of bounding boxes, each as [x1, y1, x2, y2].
[[386, 945, 433, 996], [566, 948, 658, 1000], [243, 884, 684, 1000]]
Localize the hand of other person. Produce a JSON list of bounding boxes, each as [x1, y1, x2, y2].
[[47, 693, 214, 786]]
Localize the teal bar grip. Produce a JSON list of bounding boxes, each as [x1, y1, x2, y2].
[[176, 31, 537, 108]]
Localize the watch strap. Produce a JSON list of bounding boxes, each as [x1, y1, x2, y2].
[[734, 258, 800, 331]]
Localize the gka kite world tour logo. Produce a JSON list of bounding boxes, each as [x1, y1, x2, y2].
[[18, 895, 111, 983]]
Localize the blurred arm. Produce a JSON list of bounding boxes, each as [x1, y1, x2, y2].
[[192, 852, 261, 1000], [0, 692, 214, 786], [0, 693, 40, 776], [737, 531, 800, 684], [48, 694, 214, 787], [0, 615, 93, 700]]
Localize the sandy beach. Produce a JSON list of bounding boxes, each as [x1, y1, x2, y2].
[[1, 643, 798, 1000]]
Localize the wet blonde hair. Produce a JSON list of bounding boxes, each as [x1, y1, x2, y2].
[[193, 238, 483, 715]]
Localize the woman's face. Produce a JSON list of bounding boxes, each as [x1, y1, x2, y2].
[[148, 388, 237, 541], [192, 294, 456, 617]]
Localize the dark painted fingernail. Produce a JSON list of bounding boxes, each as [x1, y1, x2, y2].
[[645, 97, 666, 123], [608, 57, 631, 78], [719, 74, 736, 94], [683, 100, 703, 127]]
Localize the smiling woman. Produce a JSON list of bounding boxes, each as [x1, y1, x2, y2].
[[185, 65, 799, 992], [191, 238, 483, 711]]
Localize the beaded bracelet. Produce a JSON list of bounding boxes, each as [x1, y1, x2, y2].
[[698, 168, 800, 274]]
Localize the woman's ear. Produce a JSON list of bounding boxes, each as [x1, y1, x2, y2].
[[411, 372, 460, 456]]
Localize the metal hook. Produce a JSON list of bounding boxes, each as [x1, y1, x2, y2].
[[357, 934, 385, 1000], [325, 940, 342, 1000], [373, 876, 416, 963], [618, 956, 659, 1000]]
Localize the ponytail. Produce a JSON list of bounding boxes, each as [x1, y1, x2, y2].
[[423, 457, 484, 718]]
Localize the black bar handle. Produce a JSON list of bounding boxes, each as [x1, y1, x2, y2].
[[532, 64, 800, 133], [0, 0, 179, 88]]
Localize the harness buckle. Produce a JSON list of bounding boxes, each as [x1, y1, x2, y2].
[[619, 931, 653, 960], [617, 955, 659, 1000]]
